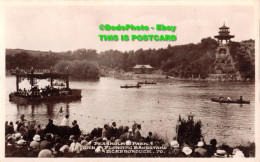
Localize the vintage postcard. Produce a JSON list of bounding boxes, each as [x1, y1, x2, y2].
[[0, 0, 259, 161]]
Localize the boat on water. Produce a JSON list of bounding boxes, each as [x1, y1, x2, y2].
[[120, 84, 141, 88], [137, 81, 156, 84], [9, 67, 82, 104], [210, 98, 250, 104]]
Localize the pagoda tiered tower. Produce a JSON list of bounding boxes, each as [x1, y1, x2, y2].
[[210, 23, 239, 80]]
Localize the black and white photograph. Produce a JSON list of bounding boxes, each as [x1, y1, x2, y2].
[[1, 0, 259, 160]]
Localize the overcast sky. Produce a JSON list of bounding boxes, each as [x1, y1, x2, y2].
[[5, 5, 255, 52]]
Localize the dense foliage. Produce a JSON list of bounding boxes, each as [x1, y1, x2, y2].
[[54, 60, 100, 79], [6, 37, 254, 79]]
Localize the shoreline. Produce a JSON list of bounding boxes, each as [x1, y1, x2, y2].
[[102, 72, 255, 82]]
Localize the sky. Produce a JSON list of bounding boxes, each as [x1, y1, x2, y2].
[[5, 4, 256, 53]]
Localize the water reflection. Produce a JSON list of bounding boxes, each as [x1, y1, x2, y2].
[[6, 76, 255, 146]]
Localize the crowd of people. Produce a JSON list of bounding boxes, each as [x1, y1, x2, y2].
[[14, 85, 72, 98], [5, 114, 249, 158]]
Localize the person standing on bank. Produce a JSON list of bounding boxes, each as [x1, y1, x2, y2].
[[110, 122, 118, 139], [61, 115, 70, 127], [102, 124, 109, 139], [134, 124, 142, 142], [71, 120, 80, 136]]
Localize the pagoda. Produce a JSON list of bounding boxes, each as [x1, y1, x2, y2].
[[214, 22, 234, 44], [209, 23, 240, 80]]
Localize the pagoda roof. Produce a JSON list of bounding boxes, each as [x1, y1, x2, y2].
[[214, 35, 235, 39], [12, 72, 70, 79], [219, 22, 229, 29]]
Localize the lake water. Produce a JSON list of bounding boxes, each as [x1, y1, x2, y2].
[[5, 76, 255, 146]]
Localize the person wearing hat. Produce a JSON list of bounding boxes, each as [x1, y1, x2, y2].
[[80, 140, 88, 151], [194, 141, 208, 157], [15, 132, 22, 141], [169, 140, 181, 157], [212, 149, 228, 158], [38, 149, 53, 158], [95, 146, 105, 154], [30, 134, 41, 150], [59, 145, 70, 157], [40, 133, 53, 149], [182, 146, 193, 157], [71, 120, 81, 136], [17, 138, 27, 146]]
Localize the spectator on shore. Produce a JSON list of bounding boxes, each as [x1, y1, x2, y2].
[[102, 124, 109, 139], [170, 140, 181, 157], [146, 132, 153, 143], [14, 121, 19, 133], [20, 114, 26, 123], [36, 124, 42, 135], [134, 124, 142, 142], [30, 134, 41, 150], [45, 119, 57, 134], [110, 122, 118, 139], [69, 136, 81, 154], [207, 139, 217, 157], [6, 122, 14, 135], [71, 120, 80, 136], [120, 128, 134, 142], [40, 133, 53, 150], [194, 141, 208, 157], [118, 125, 124, 136], [232, 148, 245, 158], [61, 115, 70, 127], [19, 123, 28, 137], [5, 121, 8, 129], [38, 149, 53, 158], [182, 146, 193, 157]]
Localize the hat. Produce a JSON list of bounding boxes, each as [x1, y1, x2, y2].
[[233, 149, 245, 158], [38, 149, 53, 158], [69, 135, 75, 141], [126, 140, 131, 146], [95, 146, 105, 153], [33, 135, 41, 142], [115, 139, 121, 143], [214, 149, 227, 157], [128, 128, 133, 132], [170, 140, 179, 148], [59, 145, 69, 153], [17, 139, 26, 146], [30, 141, 40, 149], [45, 133, 53, 140], [81, 140, 87, 146], [15, 133, 21, 140], [197, 141, 204, 147], [182, 146, 192, 155]]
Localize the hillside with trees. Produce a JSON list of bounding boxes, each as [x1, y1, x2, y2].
[[6, 37, 255, 80]]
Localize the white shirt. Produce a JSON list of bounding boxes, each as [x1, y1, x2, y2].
[[60, 117, 69, 126], [69, 142, 81, 153], [14, 124, 18, 132]]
